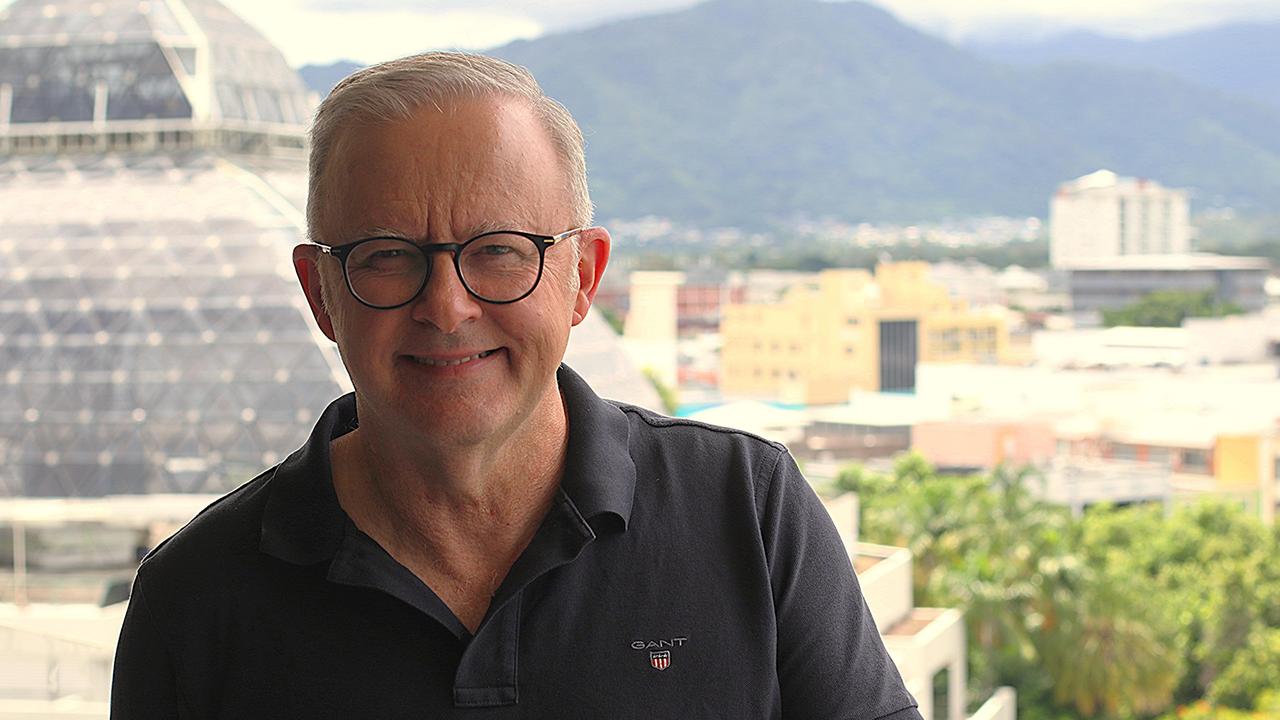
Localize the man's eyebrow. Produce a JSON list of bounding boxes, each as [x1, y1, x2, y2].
[[350, 220, 534, 242], [469, 219, 533, 234], [352, 226, 410, 240]]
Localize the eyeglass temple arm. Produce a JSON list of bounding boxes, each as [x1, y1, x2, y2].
[[549, 228, 586, 244]]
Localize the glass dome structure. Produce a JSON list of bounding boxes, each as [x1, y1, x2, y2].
[[0, 0, 313, 155], [0, 0, 659, 497], [0, 151, 347, 496]]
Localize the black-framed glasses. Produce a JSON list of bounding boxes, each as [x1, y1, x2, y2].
[[308, 228, 583, 309]]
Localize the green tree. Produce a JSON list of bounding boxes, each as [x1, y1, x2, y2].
[[1209, 629, 1280, 709], [852, 459, 1207, 719], [641, 368, 678, 414], [1101, 289, 1245, 328], [596, 305, 625, 335], [1037, 562, 1181, 717], [1077, 501, 1280, 711]]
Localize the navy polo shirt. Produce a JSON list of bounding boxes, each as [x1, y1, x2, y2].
[[111, 366, 921, 719]]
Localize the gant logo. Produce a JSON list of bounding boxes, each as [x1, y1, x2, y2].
[[631, 636, 688, 671], [631, 636, 688, 650], [650, 650, 671, 671]]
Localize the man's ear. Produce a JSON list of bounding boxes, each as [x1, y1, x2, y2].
[[292, 245, 338, 342], [572, 227, 611, 326]]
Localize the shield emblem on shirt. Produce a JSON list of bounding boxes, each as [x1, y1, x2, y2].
[[650, 650, 671, 671]]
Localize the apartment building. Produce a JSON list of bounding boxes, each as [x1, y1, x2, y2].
[[721, 263, 1010, 404], [1048, 171, 1267, 319], [1049, 170, 1190, 269]]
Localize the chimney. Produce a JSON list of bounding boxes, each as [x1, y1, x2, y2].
[[93, 80, 109, 127], [0, 83, 12, 130]]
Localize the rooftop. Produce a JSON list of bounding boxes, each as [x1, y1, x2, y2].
[[884, 607, 949, 637], [853, 554, 884, 574], [1058, 169, 1185, 196], [1066, 253, 1269, 271]]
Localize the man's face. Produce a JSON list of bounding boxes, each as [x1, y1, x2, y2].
[[296, 96, 607, 447]]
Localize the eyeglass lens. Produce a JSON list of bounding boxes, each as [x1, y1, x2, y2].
[[344, 234, 543, 306]]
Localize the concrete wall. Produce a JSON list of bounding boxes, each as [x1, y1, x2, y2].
[[855, 542, 913, 633], [1184, 314, 1271, 365], [1216, 433, 1264, 488], [884, 609, 967, 720], [913, 420, 1056, 470], [623, 272, 683, 387], [969, 687, 1018, 720]]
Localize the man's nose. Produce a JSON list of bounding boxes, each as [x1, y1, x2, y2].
[[408, 253, 483, 333]]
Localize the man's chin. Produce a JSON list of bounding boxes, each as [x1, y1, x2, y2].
[[387, 398, 511, 446]]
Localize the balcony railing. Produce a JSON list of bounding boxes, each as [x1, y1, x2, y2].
[[969, 686, 1018, 720], [853, 542, 913, 633]]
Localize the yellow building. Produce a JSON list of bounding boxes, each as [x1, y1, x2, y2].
[[1209, 432, 1278, 525], [720, 263, 1010, 404]]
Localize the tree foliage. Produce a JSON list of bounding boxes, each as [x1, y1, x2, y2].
[[641, 368, 678, 415], [626, 237, 1049, 274], [1101, 290, 1244, 328], [842, 454, 1280, 719]]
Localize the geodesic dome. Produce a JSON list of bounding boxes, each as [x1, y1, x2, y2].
[[0, 0, 337, 495], [0, 0, 313, 127]]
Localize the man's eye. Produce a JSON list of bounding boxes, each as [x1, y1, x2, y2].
[[479, 244, 515, 255], [371, 249, 407, 259]]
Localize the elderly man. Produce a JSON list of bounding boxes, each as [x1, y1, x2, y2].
[[111, 53, 921, 719]]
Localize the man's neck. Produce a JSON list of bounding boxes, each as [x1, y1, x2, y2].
[[328, 383, 569, 629], [334, 384, 567, 526]]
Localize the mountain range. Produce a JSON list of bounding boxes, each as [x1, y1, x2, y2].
[[297, 0, 1280, 228], [968, 22, 1279, 112]]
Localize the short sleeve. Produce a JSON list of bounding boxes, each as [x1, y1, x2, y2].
[[111, 575, 182, 719], [758, 448, 922, 720]]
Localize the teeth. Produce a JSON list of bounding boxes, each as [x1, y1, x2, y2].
[[411, 350, 493, 367]]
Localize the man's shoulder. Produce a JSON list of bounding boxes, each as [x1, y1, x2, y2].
[[135, 466, 278, 584], [607, 401, 793, 503], [609, 400, 787, 457]]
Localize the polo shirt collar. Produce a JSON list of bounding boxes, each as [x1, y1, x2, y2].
[[557, 364, 637, 531], [258, 394, 353, 565], [259, 363, 637, 566]]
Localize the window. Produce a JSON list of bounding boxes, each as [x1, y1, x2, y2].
[[933, 667, 951, 720], [1181, 448, 1209, 471]]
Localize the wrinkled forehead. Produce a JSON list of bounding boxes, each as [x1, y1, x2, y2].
[[316, 95, 571, 241]]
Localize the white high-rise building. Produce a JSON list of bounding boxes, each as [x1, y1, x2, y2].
[[1049, 170, 1190, 269]]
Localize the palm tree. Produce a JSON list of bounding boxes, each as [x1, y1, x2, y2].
[[1037, 564, 1181, 717]]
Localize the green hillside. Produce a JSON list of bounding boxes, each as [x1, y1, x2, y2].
[[299, 0, 1280, 228], [492, 0, 1280, 226]]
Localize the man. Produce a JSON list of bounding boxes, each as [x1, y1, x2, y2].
[[111, 52, 922, 719]]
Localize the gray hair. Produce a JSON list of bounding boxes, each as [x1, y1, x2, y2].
[[306, 51, 593, 243]]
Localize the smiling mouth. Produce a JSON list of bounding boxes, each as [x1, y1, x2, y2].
[[408, 349, 498, 367]]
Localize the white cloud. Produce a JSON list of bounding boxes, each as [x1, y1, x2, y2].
[[220, 0, 543, 66], [298, 0, 703, 33], [867, 0, 1280, 40]]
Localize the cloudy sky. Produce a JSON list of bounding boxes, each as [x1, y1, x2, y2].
[[217, 0, 1280, 67]]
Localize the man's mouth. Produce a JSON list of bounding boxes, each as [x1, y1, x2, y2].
[[407, 349, 498, 367]]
